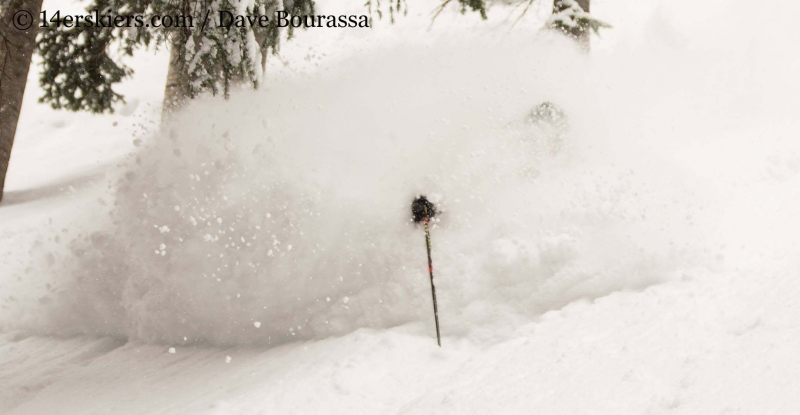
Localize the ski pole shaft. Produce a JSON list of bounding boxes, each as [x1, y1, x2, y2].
[[423, 217, 441, 347]]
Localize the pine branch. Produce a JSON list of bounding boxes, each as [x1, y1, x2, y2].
[[36, 0, 318, 112]]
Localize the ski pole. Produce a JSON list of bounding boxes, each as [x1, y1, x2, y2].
[[412, 196, 441, 347]]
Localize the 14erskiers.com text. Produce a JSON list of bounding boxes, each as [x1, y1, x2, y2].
[[37, 9, 370, 29]]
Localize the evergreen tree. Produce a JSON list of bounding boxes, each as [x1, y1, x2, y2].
[[36, 0, 315, 115], [369, 0, 610, 48], [549, 0, 610, 48]]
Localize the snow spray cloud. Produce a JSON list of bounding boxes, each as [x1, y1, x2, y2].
[[14, 7, 795, 345]]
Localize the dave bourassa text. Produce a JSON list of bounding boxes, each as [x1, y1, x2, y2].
[[219, 11, 370, 28]]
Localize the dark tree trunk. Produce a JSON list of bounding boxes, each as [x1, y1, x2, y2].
[[161, 34, 188, 121], [576, 0, 590, 50], [0, 0, 43, 202]]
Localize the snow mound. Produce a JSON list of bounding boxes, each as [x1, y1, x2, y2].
[[14, 34, 710, 346]]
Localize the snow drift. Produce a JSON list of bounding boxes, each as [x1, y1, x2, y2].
[[6, 0, 800, 413]]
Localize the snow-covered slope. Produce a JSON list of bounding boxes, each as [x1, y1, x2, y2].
[[3, 0, 800, 413]]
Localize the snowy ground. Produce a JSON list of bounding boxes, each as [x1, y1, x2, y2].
[[3, 0, 800, 413]]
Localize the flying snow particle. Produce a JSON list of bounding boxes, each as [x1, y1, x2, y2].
[[168, 347, 176, 354], [343, 296, 350, 304], [225, 356, 232, 363], [254, 321, 261, 328]]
